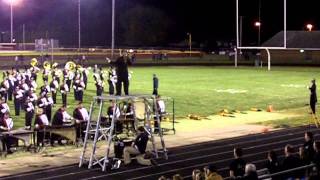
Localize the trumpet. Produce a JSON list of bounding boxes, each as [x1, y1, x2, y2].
[[30, 58, 38, 67], [43, 61, 51, 70]]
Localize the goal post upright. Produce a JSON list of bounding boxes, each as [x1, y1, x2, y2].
[[235, 0, 287, 71]]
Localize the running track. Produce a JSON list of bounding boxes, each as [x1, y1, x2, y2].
[[1, 125, 319, 180]]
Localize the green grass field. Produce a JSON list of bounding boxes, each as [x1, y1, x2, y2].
[[2, 66, 319, 128]]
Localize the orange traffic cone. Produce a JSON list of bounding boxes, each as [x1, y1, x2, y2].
[[267, 105, 273, 112]]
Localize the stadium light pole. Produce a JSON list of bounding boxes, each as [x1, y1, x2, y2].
[[78, 0, 81, 52], [4, 0, 20, 43], [111, 0, 115, 58], [254, 21, 261, 46]]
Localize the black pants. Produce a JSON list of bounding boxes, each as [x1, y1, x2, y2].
[[8, 88, 13, 101], [62, 94, 67, 106], [311, 101, 317, 114], [108, 80, 114, 95], [14, 99, 20, 116], [25, 111, 34, 127], [52, 92, 57, 104], [66, 80, 72, 91], [76, 122, 87, 140], [78, 91, 83, 102], [46, 107, 52, 123], [152, 88, 158, 96], [116, 78, 129, 96]]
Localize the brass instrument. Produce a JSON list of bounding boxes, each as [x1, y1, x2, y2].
[[52, 62, 58, 69], [64, 61, 76, 71], [43, 61, 51, 70], [30, 58, 38, 67]]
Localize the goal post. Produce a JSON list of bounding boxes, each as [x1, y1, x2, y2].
[[235, 0, 287, 70]]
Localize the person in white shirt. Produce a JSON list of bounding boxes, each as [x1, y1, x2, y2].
[[13, 86, 22, 116], [73, 102, 89, 141], [0, 112, 14, 153], [154, 95, 166, 133], [0, 97, 10, 118], [34, 108, 49, 146], [60, 81, 69, 106], [24, 98, 35, 130]]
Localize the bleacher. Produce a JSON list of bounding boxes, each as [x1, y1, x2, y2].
[[2, 125, 320, 180]]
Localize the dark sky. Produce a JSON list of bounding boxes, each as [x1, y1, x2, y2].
[[0, 0, 319, 47]]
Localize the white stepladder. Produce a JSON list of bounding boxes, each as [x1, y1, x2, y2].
[[79, 95, 168, 171]]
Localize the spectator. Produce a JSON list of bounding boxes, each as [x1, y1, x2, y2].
[[172, 174, 183, 180], [240, 164, 258, 180], [158, 176, 167, 180], [204, 165, 223, 180], [281, 144, 302, 179], [304, 131, 315, 163], [266, 150, 280, 174], [229, 147, 247, 178], [192, 169, 204, 180], [313, 141, 320, 176]]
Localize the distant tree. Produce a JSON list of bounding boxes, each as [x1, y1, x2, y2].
[[118, 5, 172, 46]]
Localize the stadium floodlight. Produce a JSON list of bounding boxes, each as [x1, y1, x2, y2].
[[254, 21, 261, 46], [3, 0, 22, 43], [306, 24, 313, 31]]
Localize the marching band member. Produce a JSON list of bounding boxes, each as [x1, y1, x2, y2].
[[0, 97, 10, 118], [154, 95, 166, 133], [0, 78, 9, 102], [42, 66, 50, 83], [7, 73, 16, 101], [34, 108, 49, 146], [40, 81, 51, 96], [73, 102, 89, 141], [45, 94, 54, 122], [52, 105, 73, 126], [27, 90, 38, 106], [108, 66, 117, 95], [51, 106, 73, 146], [13, 86, 23, 116], [73, 76, 85, 102], [30, 63, 40, 81], [107, 101, 121, 132], [30, 77, 37, 91], [67, 69, 74, 91], [82, 67, 89, 89], [50, 77, 59, 104], [60, 80, 69, 107], [24, 98, 35, 130], [95, 77, 104, 97], [0, 112, 15, 154]]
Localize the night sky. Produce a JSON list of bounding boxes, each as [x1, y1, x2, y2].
[[0, 0, 319, 48]]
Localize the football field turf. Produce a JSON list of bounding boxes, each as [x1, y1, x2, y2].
[[2, 66, 319, 128]]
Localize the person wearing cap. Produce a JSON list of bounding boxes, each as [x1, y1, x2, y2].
[[309, 79, 317, 114], [34, 108, 49, 146]]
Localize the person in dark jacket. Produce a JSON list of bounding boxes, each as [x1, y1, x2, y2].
[[303, 131, 315, 164], [123, 126, 156, 166], [152, 74, 159, 95], [265, 150, 280, 174], [108, 50, 133, 96], [281, 144, 303, 179], [309, 79, 317, 114]]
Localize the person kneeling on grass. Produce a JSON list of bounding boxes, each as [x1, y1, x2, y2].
[[123, 126, 157, 166]]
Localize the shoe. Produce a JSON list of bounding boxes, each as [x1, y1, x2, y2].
[[150, 158, 158, 166], [111, 159, 121, 170]]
